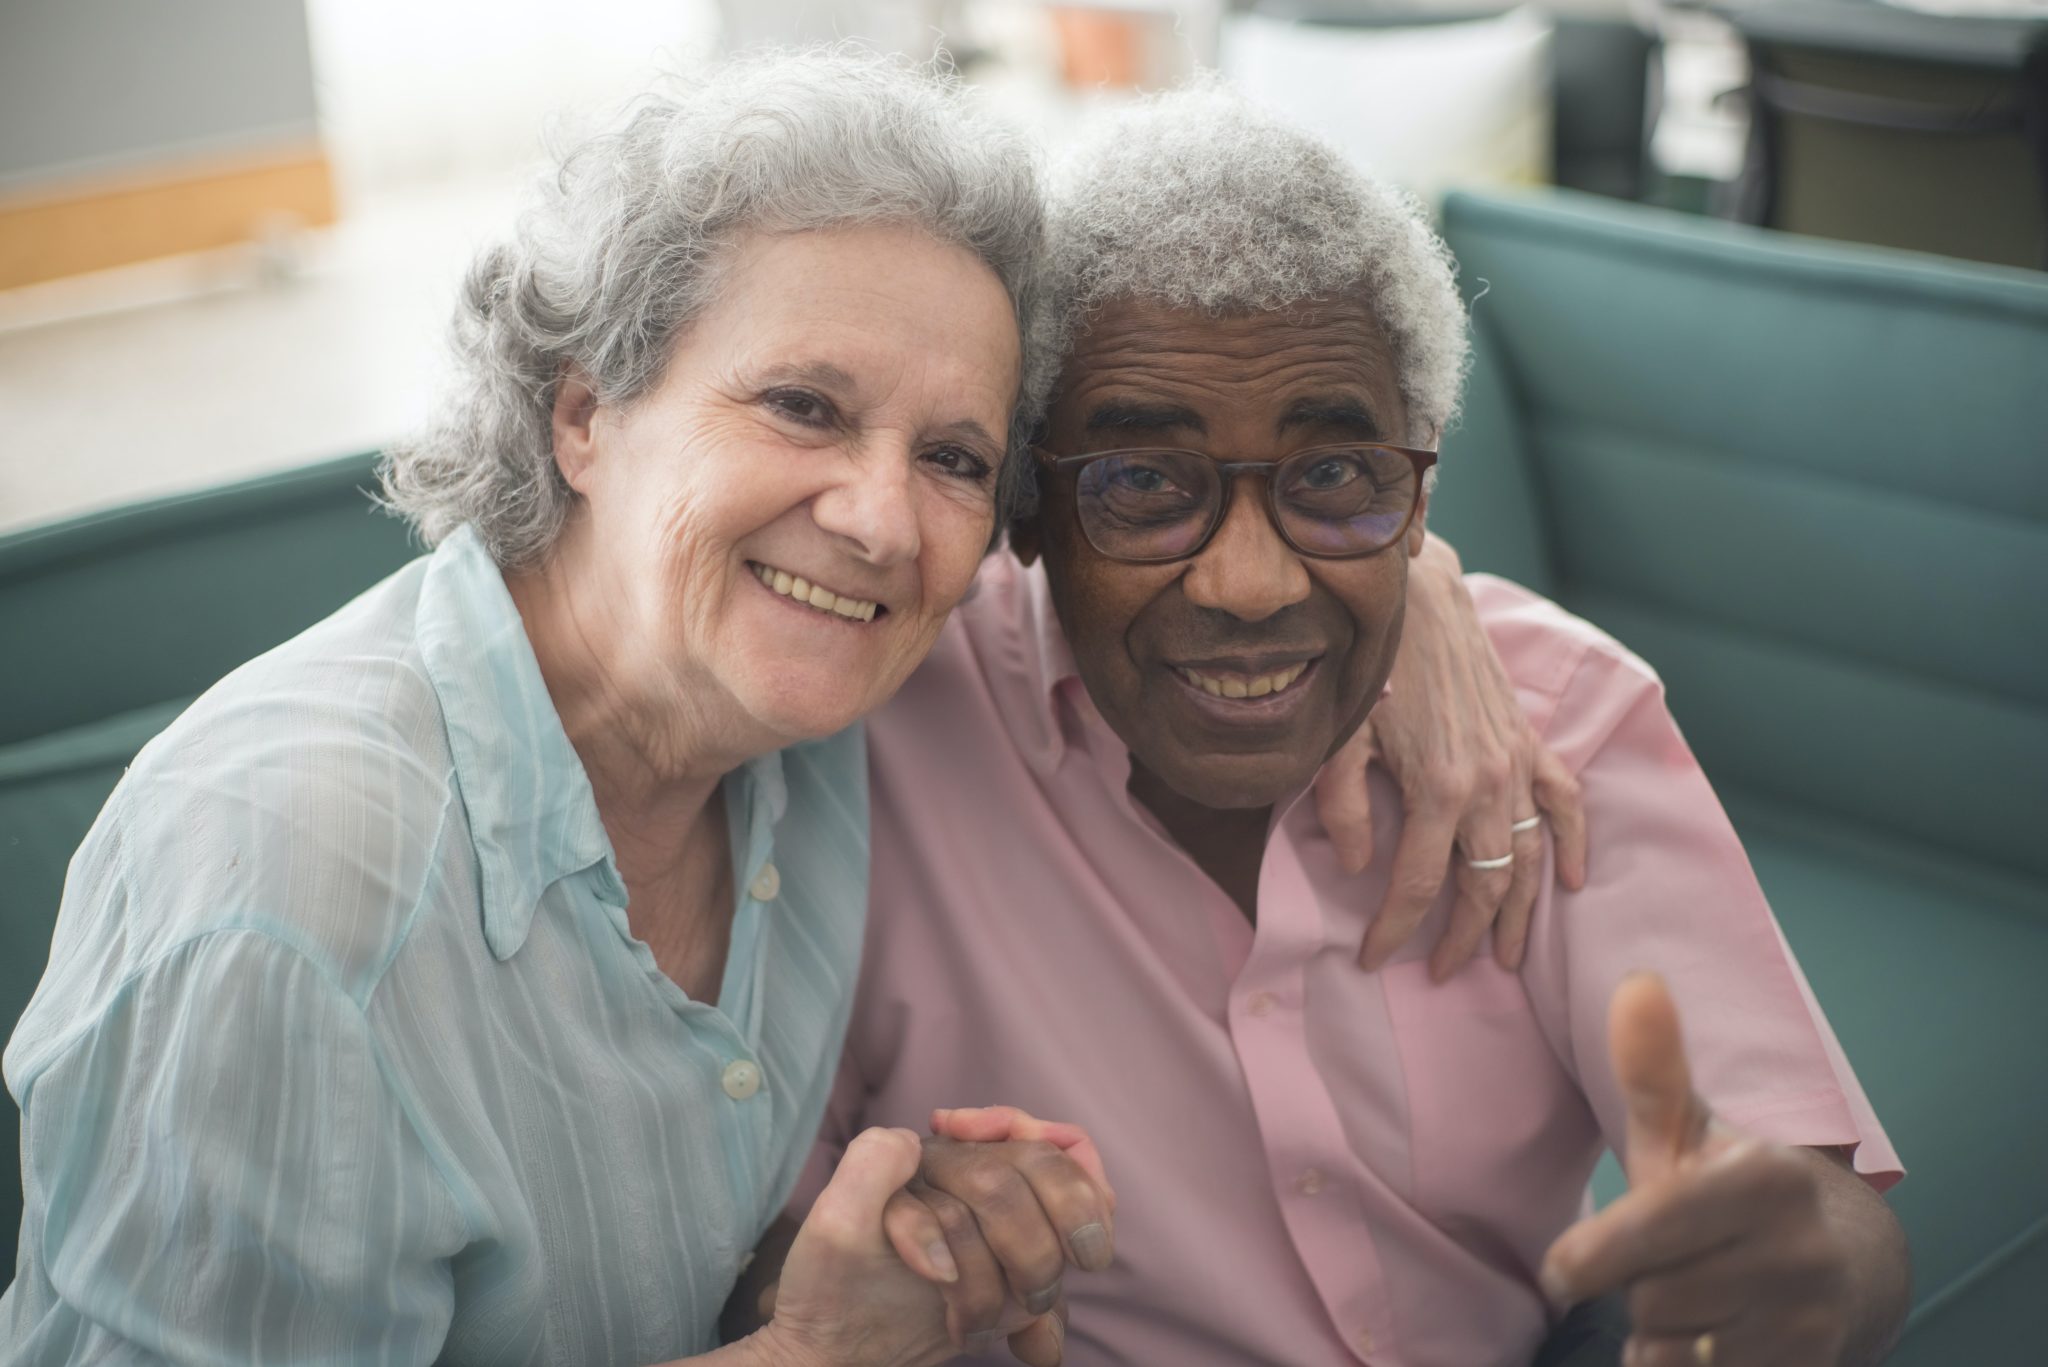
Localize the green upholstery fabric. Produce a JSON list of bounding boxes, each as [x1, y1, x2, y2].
[[0, 456, 419, 746], [1434, 188, 2048, 1361], [0, 455, 419, 1278]]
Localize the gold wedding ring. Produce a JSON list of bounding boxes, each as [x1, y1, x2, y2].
[[1692, 1331, 1716, 1365]]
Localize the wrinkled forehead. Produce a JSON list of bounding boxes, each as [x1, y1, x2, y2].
[[1049, 294, 1406, 445]]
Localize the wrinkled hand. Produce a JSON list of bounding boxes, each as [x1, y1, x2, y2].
[[1539, 976, 1854, 1366], [763, 1127, 958, 1367], [1315, 535, 1587, 979], [844, 1106, 1114, 1366]]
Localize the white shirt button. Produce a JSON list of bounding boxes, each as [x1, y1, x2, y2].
[[748, 862, 781, 902], [1295, 1167, 1325, 1196], [721, 1059, 762, 1100], [1247, 991, 1275, 1017]]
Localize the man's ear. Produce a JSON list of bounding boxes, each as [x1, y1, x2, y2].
[[550, 366, 602, 493], [1406, 492, 1430, 559]]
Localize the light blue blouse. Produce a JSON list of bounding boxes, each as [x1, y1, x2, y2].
[[1, 525, 869, 1366]]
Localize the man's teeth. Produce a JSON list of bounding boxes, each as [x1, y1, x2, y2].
[[1178, 663, 1308, 699], [752, 562, 878, 621]]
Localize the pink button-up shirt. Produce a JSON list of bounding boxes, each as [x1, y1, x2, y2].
[[799, 554, 1899, 1367]]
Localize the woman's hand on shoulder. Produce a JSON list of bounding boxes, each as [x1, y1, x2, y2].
[[1315, 533, 1588, 979]]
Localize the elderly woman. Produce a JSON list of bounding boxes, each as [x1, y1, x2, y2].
[[1, 50, 1100, 1367], [2, 51, 1583, 1367]]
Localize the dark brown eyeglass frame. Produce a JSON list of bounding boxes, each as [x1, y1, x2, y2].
[[1037, 443, 1439, 564]]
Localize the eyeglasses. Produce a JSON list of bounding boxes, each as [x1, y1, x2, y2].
[[1038, 444, 1438, 564]]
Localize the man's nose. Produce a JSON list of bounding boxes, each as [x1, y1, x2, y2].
[[1180, 474, 1311, 620], [811, 444, 922, 567]]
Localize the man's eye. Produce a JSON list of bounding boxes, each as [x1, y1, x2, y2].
[[924, 446, 992, 482], [1303, 460, 1358, 490], [766, 389, 833, 426], [1113, 467, 1175, 495]]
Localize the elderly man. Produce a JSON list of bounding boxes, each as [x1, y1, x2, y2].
[[774, 87, 1912, 1367]]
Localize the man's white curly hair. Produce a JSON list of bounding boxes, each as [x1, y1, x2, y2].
[[1021, 78, 1470, 506]]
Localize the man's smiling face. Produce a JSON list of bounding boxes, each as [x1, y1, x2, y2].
[[1019, 294, 1424, 810]]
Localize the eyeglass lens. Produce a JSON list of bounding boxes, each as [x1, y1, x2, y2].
[[1072, 446, 1421, 561]]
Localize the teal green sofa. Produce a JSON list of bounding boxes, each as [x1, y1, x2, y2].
[[1431, 188, 2048, 1364], [0, 457, 421, 1285], [3, 192, 2044, 1361]]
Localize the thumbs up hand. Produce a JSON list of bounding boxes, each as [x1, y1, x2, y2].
[[1538, 975, 1854, 1366]]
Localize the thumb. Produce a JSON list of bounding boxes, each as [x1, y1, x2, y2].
[[1315, 718, 1377, 876], [808, 1127, 924, 1240], [1609, 973, 1712, 1188]]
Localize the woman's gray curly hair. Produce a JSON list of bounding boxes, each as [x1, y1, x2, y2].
[[381, 47, 1046, 568], [1017, 78, 1470, 512]]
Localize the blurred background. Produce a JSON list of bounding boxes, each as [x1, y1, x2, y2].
[[2, 0, 2042, 532]]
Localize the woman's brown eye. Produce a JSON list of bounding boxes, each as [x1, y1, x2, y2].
[[770, 390, 829, 424], [925, 446, 992, 483]]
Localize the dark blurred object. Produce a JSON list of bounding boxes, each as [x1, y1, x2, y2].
[[1531, 1294, 1631, 1367], [1722, 0, 2048, 267], [1553, 17, 1659, 200], [1245, 1, 1660, 200]]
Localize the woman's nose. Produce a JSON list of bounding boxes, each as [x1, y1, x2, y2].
[[811, 445, 922, 567], [1180, 475, 1311, 620]]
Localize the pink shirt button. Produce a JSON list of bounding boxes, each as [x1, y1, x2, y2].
[[1295, 1168, 1325, 1196], [1246, 991, 1275, 1017]]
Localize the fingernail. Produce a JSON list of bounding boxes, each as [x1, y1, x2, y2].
[[1024, 1279, 1061, 1315], [964, 1329, 1004, 1354], [926, 1239, 958, 1283], [1069, 1222, 1112, 1271]]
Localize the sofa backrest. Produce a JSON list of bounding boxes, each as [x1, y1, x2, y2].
[[1433, 189, 2048, 884], [0, 453, 418, 1277]]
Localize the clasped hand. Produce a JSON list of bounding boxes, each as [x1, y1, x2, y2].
[[762, 1106, 1113, 1367]]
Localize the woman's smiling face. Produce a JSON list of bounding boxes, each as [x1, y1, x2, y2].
[[552, 222, 1020, 752]]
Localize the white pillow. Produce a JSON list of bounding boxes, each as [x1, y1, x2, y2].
[[1220, 6, 1555, 207]]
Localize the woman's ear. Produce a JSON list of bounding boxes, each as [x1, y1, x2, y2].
[[1008, 515, 1042, 567], [550, 366, 602, 493]]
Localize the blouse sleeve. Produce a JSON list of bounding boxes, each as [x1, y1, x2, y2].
[[6, 927, 468, 1364]]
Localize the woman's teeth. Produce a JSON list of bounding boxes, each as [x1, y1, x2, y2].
[[751, 562, 878, 622], [1178, 662, 1309, 700]]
